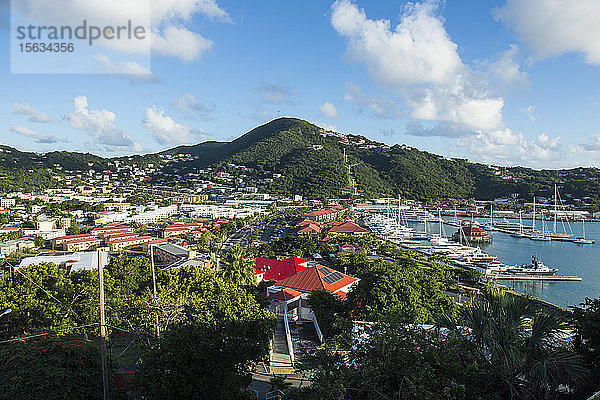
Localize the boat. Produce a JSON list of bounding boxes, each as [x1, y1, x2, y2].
[[530, 210, 551, 241], [574, 219, 595, 244], [511, 211, 528, 238], [401, 208, 436, 223], [505, 256, 558, 276], [548, 184, 574, 240]]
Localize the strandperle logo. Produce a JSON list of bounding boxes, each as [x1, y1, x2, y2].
[[15, 20, 147, 46]]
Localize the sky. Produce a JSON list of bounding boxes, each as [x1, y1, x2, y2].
[[1, 0, 600, 169]]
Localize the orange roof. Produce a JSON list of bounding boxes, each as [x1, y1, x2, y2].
[[54, 234, 95, 241], [276, 265, 358, 294], [268, 288, 303, 301], [328, 221, 369, 234], [297, 224, 321, 234], [298, 219, 321, 227], [110, 236, 155, 244], [303, 208, 340, 217]]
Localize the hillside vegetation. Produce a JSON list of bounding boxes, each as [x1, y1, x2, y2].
[[3, 119, 600, 208]]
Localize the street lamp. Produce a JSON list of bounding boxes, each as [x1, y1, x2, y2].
[[0, 308, 12, 318]]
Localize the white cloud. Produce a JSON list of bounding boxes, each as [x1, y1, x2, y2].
[[65, 95, 140, 150], [174, 93, 216, 120], [493, 0, 600, 64], [13, 0, 230, 62], [488, 44, 528, 86], [332, 0, 505, 133], [9, 126, 66, 144], [344, 82, 406, 119], [143, 107, 201, 145], [151, 25, 213, 62], [320, 102, 339, 118], [455, 129, 566, 167], [314, 121, 338, 132], [258, 81, 296, 104], [521, 105, 536, 122], [94, 55, 157, 81], [579, 134, 600, 152], [332, 0, 462, 86], [151, 0, 232, 23], [10, 103, 57, 123]]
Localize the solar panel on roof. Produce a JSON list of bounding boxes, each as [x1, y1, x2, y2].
[[319, 267, 332, 274], [322, 271, 345, 284]]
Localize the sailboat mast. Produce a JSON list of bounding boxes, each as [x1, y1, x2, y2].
[[397, 195, 400, 224], [554, 184, 557, 234], [533, 196, 536, 232], [519, 211, 523, 234]]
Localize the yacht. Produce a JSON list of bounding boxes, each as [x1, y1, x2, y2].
[[574, 219, 595, 244], [505, 256, 558, 276]]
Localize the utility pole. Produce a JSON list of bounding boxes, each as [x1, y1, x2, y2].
[[98, 250, 110, 400], [150, 245, 160, 339]]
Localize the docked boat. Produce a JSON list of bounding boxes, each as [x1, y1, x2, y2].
[[574, 219, 595, 244], [505, 256, 558, 276]]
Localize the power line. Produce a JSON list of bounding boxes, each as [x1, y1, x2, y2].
[[0, 322, 98, 344], [12, 266, 82, 320]]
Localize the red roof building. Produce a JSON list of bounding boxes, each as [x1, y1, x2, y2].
[[254, 256, 309, 282], [297, 223, 321, 235], [452, 222, 491, 243], [265, 265, 359, 321], [328, 221, 369, 235], [302, 208, 342, 222]]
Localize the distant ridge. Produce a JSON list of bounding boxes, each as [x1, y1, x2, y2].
[[2, 118, 600, 205]]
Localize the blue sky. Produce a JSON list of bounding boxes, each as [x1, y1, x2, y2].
[[1, 0, 600, 169]]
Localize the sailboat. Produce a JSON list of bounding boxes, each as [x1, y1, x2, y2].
[[511, 211, 528, 238], [530, 210, 551, 241], [574, 219, 595, 244], [548, 184, 574, 240]]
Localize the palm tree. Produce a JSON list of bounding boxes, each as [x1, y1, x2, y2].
[[445, 288, 588, 399], [219, 246, 256, 286]]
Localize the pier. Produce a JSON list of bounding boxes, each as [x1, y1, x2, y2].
[[488, 274, 582, 281]]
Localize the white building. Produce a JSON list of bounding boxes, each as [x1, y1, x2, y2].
[[126, 205, 178, 224], [0, 198, 16, 208]]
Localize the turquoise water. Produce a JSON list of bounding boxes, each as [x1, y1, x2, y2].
[[414, 218, 600, 308]]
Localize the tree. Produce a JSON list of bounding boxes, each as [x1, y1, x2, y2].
[[286, 323, 492, 400], [219, 246, 256, 286], [307, 290, 351, 339], [347, 259, 456, 323], [446, 288, 588, 399], [571, 297, 600, 397], [133, 319, 273, 399], [0, 335, 108, 400]]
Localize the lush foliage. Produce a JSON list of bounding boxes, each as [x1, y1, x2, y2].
[[571, 297, 600, 397], [444, 289, 588, 399], [0, 335, 106, 400], [347, 258, 457, 323], [133, 318, 274, 399]]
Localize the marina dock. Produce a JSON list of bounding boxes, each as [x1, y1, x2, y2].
[[488, 274, 582, 281]]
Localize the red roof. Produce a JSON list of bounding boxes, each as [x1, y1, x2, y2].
[[328, 221, 369, 234], [298, 219, 321, 227], [268, 288, 303, 301], [110, 236, 155, 244], [254, 256, 309, 281], [54, 234, 94, 241], [297, 224, 321, 234], [303, 208, 340, 217], [276, 265, 358, 294]]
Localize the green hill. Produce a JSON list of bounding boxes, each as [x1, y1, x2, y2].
[[3, 119, 600, 210]]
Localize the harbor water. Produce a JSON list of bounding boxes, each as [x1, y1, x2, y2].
[[415, 218, 600, 308]]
